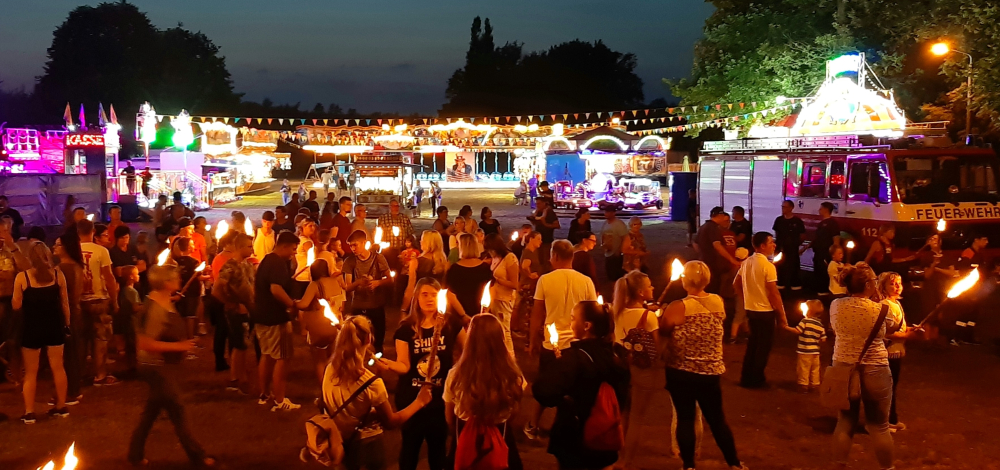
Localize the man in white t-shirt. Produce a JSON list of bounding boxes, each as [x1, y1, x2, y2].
[[78, 219, 120, 386], [524, 239, 597, 439], [734, 231, 788, 389]]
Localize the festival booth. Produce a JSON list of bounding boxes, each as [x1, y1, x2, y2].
[[201, 126, 290, 205], [353, 151, 421, 217]]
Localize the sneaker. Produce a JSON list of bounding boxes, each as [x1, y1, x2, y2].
[[271, 398, 301, 412], [889, 422, 907, 433], [226, 380, 240, 392], [258, 393, 272, 405], [523, 422, 539, 440], [47, 407, 70, 418], [791, 286, 803, 291], [49, 395, 82, 406], [950, 339, 962, 346], [21, 413, 37, 424], [237, 382, 252, 396], [93, 375, 119, 386]]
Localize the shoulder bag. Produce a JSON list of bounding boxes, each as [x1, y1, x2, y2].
[[303, 375, 378, 466], [820, 304, 888, 410]]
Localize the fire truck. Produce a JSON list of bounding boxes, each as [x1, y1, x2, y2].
[[697, 131, 1000, 269]]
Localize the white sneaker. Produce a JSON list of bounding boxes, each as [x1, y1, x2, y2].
[[271, 398, 301, 412]]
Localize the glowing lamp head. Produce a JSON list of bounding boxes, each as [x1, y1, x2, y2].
[[799, 302, 809, 317], [511, 231, 519, 242], [937, 218, 947, 232], [547, 323, 559, 348], [194, 262, 206, 272], [670, 258, 684, 281], [215, 220, 229, 240], [597, 295, 604, 305], [392, 226, 400, 237], [437, 288, 448, 314], [931, 42, 950, 56], [947, 269, 980, 299], [381, 124, 390, 131], [156, 248, 170, 266], [318, 298, 339, 325], [244, 218, 253, 236], [394, 124, 408, 132], [480, 282, 491, 309], [773, 252, 783, 263], [85, 214, 94, 221], [846, 241, 856, 250], [611, 117, 621, 125]]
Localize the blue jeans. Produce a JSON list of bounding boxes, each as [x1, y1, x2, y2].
[[832, 363, 894, 469]]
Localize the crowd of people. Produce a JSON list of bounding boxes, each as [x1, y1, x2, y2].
[[3, 184, 988, 470]]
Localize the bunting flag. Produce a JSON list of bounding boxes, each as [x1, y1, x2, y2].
[[267, 118, 273, 125], [279, 119, 285, 125]]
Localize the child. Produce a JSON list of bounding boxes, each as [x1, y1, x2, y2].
[[785, 299, 827, 393], [828, 245, 848, 296], [116, 265, 143, 374], [398, 235, 420, 267]]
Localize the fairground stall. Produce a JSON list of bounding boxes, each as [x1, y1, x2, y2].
[[201, 125, 289, 205], [353, 151, 421, 217]]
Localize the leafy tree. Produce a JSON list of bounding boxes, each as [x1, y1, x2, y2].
[[442, 17, 644, 116], [34, 2, 241, 120]]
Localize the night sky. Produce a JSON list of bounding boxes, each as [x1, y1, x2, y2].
[[0, 0, 714, 114]]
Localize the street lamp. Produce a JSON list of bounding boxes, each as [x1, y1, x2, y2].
[[931, 42, 974, 139]]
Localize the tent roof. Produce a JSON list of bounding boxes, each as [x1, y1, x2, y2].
[[567, 125, 638, 144]]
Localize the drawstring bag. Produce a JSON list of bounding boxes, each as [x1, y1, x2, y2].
[[578, 349, 624, 452], [455, 419, 508, 470]]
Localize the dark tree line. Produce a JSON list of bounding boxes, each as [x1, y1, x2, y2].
[[440, 17, 647, 117]]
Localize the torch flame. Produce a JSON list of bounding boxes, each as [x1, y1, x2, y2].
[[85, 214, 94, 221], [597, 295, 604, 305], [38, 442, 77, 470], [364, 241, 372, 251], [318, 298, 339, 325], [373, 227, 383, 244], [547, 323, 559, 348], [480, 282, 491, 310], [194, 261, 206, 272], [392, 226, 400, 237], [947, 268, 980, 299], [205, 224, 211, 232], [773, 252, 783, 263], [670, 258, 684, 281], [390, 270, 396, 277], [437, 288, 448, 314], [937, 218, 947, 232], [156, 248, 170, 266], [244, 218, 254, 236], [799, 302, 809, 317], [846, 241, 855, 250], [215, 220, 229, 240], [511, 231, 519, 242], [307, 247, 315, 267]]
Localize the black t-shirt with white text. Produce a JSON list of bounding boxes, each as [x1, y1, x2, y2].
[[393, 318, 461, 412]]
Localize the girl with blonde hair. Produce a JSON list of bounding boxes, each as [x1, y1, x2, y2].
[[444, 313, 524, 468], [315, 315, 432, 469], [14, 242, 71, 423], [874, 271, 919, 433], [380, 277, 468, 470], [401, 231, 447, 312]]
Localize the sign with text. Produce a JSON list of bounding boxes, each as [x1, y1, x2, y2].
[[65, 134, 105, 148]]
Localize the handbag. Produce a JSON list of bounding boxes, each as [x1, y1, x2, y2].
[[303, 374, 378, 466], [820, 304, 888, 410]]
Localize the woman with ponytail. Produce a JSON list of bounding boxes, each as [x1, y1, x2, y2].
[[612, 270, 662, 469], [532, 300, 630, 470], [295, 258, 346, 385], [321, 315, 432, 470], [401, 231, 447, 313], [379, 277, 467, 470], [659, 261, 746, 470]]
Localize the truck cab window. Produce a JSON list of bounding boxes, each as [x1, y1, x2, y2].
[[849, 161, 891, 204], [829, 161, 845, 198], [800, 162, 827, 197]]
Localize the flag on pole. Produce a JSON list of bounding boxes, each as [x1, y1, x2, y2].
[[109, 104, 119, 124], [78, 104, 86, 129], [63, 103, 73, 127], [98, 103, 108, 127]]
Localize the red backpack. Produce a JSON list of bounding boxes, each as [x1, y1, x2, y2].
[[454, 419, 508, 470], [579, 350, 624, 452]]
